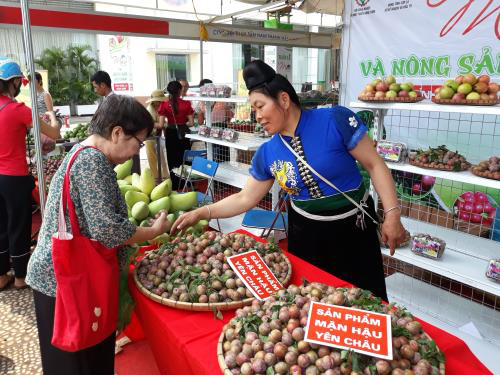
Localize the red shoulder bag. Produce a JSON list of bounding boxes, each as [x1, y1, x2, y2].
[[51, 147, 119, 351]]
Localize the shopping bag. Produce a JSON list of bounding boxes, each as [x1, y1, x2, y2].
[[51, 147, 119, 352]]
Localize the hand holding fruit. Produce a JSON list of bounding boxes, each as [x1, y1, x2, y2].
[[381, 211, 407, 256], [151, 212, 170, 237], [170, 208, 206, 235]]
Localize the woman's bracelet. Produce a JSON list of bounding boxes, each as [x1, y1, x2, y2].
[[205, 205, 212, 221], [384, 206, 401, 216]]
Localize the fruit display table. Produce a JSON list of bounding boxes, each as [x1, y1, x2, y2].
[[126, 232, 491, 375]]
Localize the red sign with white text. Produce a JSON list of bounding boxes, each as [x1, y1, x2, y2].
[[304, 302, 393, 360], [113, 83, 130, 91], [227, 250, 283, 300]]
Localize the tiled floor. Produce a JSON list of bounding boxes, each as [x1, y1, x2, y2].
[[0, 285, 162, 375]]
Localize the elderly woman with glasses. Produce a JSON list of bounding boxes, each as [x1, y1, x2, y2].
[[26, 95, 170, 375]]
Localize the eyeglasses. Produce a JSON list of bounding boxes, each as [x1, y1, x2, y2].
[[131, 135, 145, 149]]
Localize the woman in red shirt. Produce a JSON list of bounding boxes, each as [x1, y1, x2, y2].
[[158, 80, 194, 189], [0, 58, 61, 290]]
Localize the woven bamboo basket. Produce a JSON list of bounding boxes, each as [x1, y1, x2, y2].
[[217, 330, 445, 375], [134, 254, 293, 311], [409, 160, 471, 172], [432, 97, 499, 106], [358, 96, 425, 103], [470, 167, 500, 181]]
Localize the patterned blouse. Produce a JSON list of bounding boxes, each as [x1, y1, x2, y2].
[[26, 144, 136, 297]]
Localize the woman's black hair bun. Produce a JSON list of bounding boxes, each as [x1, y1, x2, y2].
[[243, 60, 276, 90]]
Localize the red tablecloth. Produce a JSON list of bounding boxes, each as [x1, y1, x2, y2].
[[127, 232, 491, 375]]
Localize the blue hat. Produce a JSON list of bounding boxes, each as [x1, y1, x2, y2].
[[0, 57, 23, 81]]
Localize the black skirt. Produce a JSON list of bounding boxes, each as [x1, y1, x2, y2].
[[287, 196, 388, 301]]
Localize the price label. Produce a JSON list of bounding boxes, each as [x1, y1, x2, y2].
[[304, 302, 393, 360], [227, 250, 284, 300]]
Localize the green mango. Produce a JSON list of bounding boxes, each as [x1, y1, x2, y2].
[[170, 192, 197, 212], [119, 185, 140, 197], [125, 190, 150, 208], [131, 201, 149, 221], [114, 159, 133, 180], [150, 179, 172, 201], [139, 167, 155, 196], [124, 175, 133, 184], [166, 213, 176, 223], [117, 179, 130, 186], [131, 173, 141, 190], [128, 217, 138, 226], [148, 196, 170, 217]]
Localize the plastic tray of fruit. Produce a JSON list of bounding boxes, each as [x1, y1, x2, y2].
[[470, 157, 500, 181], [218, 283, 445, 375], [411, 233, 446, 260], [134, 232, 292, 311], [486, 259, 500, 283], [409, 146, 471, 171]]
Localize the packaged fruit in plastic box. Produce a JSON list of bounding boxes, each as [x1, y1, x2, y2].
[[486, 259, 500, 282], [434, 74, 498, 102], [454, 191, 497, 227], [411, 233, 446, 259]]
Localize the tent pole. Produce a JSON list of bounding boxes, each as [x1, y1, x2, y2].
[[200, 39, 203, 82], [20, 0, 46, 215]]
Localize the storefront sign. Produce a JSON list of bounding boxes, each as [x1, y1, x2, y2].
[[227, 250, 283, 300], [340, 0, 499, 105], [304, 302, 393, 360], [205, 24, 335, 49]]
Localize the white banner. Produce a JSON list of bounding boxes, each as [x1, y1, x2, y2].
[[340, 0, 499, 105]]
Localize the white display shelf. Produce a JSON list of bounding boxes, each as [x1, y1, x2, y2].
[[186, 133, 266, 151], [386, 273, 500, 373], [215, 161, 251, 189], [184, 96, 248, 103], [350, 101, 500, 115], [386, 162, 500, 189], [382, 217, 500, 297]]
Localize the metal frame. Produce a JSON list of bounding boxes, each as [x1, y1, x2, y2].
[[182, 157, 222, 233], [20, 0, 46, 214], [177, 149, 208, 191], [260, 192, 289, 239]]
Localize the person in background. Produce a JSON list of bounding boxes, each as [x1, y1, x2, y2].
[[179, 79, 189, 97], [172, 60, 407, 301], [91, 71, 114, 99], [34, 72, 58, 154], [0, 58, 60, 291], [158, 81, 194, 189], [145, 89, 169, 180], [26, 95, 170, 374], [197, 79, 234, 162], [146, 89, 168, 131]]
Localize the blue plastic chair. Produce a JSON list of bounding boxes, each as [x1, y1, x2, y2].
[[182, 156, 221, 232], [176, 150, 208, 191], [242, 192, 289, 238]]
